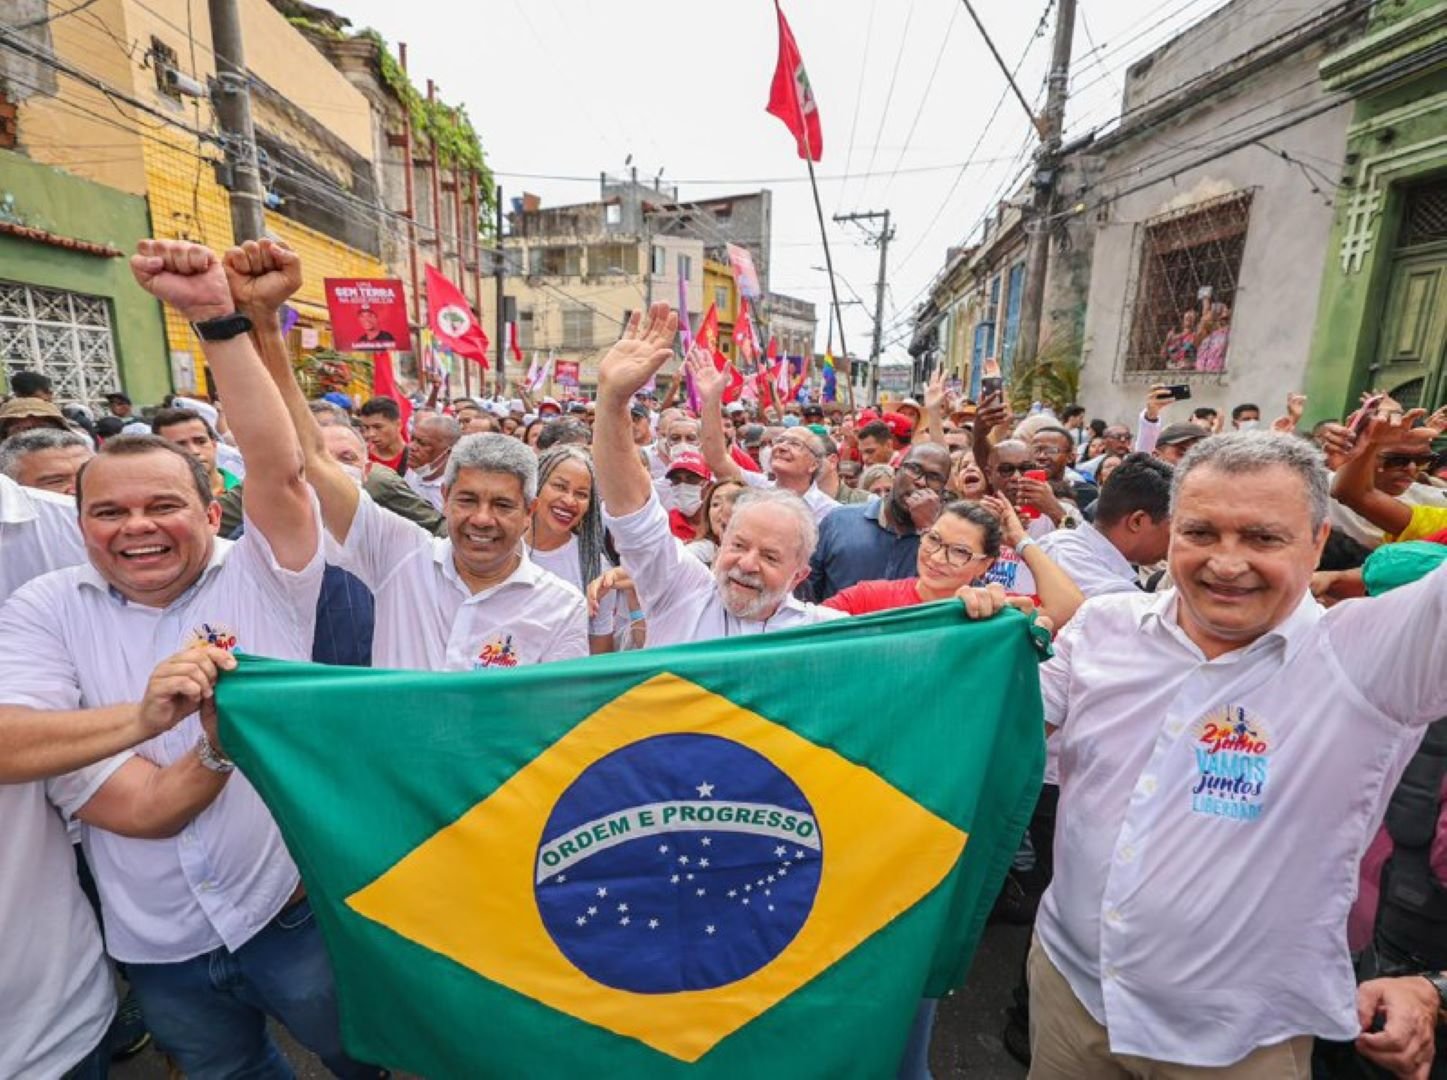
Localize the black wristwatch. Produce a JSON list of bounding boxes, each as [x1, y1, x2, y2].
[[192, 311, 253, 342], [1421, 971, 1447, 1017]]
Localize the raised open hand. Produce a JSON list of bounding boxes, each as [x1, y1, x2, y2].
[[597, 302, 679, 402], [223, 238, 302, 318], [130, 239, 233, 323], [684, 343, 727, 403], [924, 368, 946, 413]]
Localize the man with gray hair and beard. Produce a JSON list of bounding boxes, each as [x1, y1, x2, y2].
[[593, 303, 844, 645]]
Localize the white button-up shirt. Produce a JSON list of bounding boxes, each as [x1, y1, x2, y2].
[[0, 474, 87, 609], [403, 466, 445, 511], [1, 757, 128, 1078], [0, 521, 324, 964], [1038, 569, 1447, 1067], [333, 492, 587, 670], [603, 491, 844, 648], [739, 469, 838, 524], [1038, 522, 1139, 599]]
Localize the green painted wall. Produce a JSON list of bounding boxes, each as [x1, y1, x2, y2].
[[0, 148, 170, 403], [1303, 1, 1447, 421]]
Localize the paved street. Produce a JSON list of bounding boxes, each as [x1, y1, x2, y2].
[[114, 923, 1030, 1079]]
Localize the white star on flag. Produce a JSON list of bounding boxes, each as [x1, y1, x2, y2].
[[618, 903, 629, 913], [678, 855, 690, 865], [670, 874, 680, 884], [701, 837, 712, 846], [795, 850, 805, 859], [705, 925, 716, 935], [699, 858, 710, 868], [743, 897, 751, 905], [778, 867, 789, 877], [696, 782, 715, 798], [686, 873, 694, 881], [597, 887, 608, 898], [767, 875, 775, 884], [728, 889, 737, 898], [774, 845, 787, 857], [587, 906, 597, 916], [648, 918, 659, 929], [696, 888, 706, 896], [658, 844, 669, 854], [620, 916, 630, 926], [576, 916, 587, 926], [555, 874, 566, 883]]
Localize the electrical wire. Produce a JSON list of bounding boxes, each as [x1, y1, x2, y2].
[[856, 2, 917, 206], [837, 0, 879, 211], [878, 2, 961, 200], [3, 0, 104, 31]]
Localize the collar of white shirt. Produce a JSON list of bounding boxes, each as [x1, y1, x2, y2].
[[434, 540, 546, 601], [1078, 522, 1137, 580], [73, 537, 231, 607], [1138, 586, 1323, 665]]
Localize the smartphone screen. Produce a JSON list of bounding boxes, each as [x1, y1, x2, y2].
[[1166, 384, 1192, 401], [981, 376, 1003, 398]]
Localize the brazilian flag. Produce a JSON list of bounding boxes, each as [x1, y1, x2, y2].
[[218, 602, 1046, 1077]]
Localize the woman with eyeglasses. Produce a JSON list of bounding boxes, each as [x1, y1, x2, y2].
[[821, 497, 1084, 630]]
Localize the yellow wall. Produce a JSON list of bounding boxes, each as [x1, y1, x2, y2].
[[15, 0, 386, 394], [702, 258, 739, 357]]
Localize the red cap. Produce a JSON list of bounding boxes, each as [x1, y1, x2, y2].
[[665, 450, 713, 482], [857, 409, 881, 425], [881, 412, 915, 441]]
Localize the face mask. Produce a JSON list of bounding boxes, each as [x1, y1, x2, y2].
[[1236, 419, 1260, 431], [760, 447, 773, 473], [674, 484, 704, 516], [340, 463, 365, 487]]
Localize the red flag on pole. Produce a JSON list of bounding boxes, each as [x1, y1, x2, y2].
[[370, 351, 413, 433], [508, 321, 523, 365], [425, 264, 489, 369], [766, 1, 822, 162]]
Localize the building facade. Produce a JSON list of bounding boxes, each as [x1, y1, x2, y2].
[[5, 0, 395, 398], [1070, 0, 1366, 424], [1304, 0, 1447, 418]]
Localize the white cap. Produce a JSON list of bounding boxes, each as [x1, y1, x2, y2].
[[174, 395, 219, 427]]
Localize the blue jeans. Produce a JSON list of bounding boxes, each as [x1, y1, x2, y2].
[[62, 1037, 109, 1080], [897, 998, 938, 1080], [125, 898, 379, 1080]]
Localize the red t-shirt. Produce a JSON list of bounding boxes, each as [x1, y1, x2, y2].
[[730, 443, 761, 473], [823, 577, 922, 614], [370, 445, 408, 474], [668, 508, 699, 542]]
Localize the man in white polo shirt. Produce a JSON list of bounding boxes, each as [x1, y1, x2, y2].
[[231, 237, 587, 670], [593, 303, 843, 647], [0, 239, 377, 1077], [687, 346, 838, 524], [1031, 431, 1447, 1077]]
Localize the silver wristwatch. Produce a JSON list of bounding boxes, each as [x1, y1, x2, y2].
[[195, 732, 235, 774]]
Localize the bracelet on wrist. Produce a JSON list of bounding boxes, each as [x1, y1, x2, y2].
[[628, 609, 646, 623], [195, 731, 235, 774]]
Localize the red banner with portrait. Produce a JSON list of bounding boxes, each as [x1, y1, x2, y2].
[[324, 278, 411, 353]]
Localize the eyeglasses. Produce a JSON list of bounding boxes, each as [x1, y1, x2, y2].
[[899, 460, 949, 489], [920, 531, 986, 566], [992, 462, 1030, 477], [1379, 453, 1435, 470]]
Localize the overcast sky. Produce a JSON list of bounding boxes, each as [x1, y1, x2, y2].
[[330, 0, 1232, 361]]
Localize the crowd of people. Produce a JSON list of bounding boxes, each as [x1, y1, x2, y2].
[[2, 236, 1445, 1080]]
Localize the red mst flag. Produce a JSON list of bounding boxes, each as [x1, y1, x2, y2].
[[425, 264, 489, 369], [766, 1, 822, 162], [370, 351, 413, 433]]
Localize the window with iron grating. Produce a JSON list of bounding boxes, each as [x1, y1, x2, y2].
[[1399, 179, 1447, 249], [1123, 190, 1254, 376], [0, 280, 120, 411]]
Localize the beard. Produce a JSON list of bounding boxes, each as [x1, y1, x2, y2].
[[713, 564, 791, 620]]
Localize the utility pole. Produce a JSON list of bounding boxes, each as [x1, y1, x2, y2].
[[495, 184, 506, 397], [834, 209, 893, 404], [1014, 0, 1076, 375], [208, 0, 265, 241]]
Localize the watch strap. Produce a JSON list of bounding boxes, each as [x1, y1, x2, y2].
[[191, 312, 253, 342]]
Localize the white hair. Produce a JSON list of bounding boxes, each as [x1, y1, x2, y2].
[[0, 427, 92, 479], [725, 487, 819, 564], [444, 432, 539, 499], [1171, 431, 1330, 530]]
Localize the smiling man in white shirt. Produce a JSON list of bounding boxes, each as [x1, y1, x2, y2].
[[233, 239, 587, 671], [0, 239, 379, 1078], [593, 303, 843, 647], [1030, 431, 1447, 1077]]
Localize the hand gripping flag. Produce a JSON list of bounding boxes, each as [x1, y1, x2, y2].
[[766, 1, 822, 162], [426, 264, 489, 369], [218, 605, 1047, 1078]]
